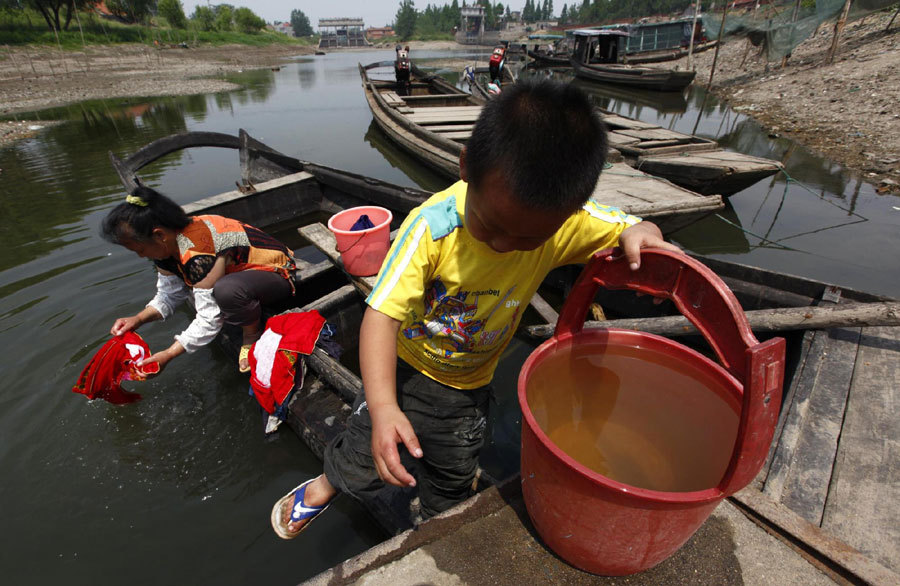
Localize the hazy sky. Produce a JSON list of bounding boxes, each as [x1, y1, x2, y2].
[[179, 1, 408, 29]]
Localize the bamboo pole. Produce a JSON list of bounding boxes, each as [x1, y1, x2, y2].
[[522, 302, 900, 340], [687, 0, 701, 70], [706, 0, 730, 90], [781, 0, 803, 68], [886, 5, 899, 32], [5, 45, 25, 80], [827, 0, 853, 64]]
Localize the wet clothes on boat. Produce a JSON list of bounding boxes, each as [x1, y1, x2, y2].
[[248, 311, 327, 415], [324, 358, 491, 520], [72, 331, 160, 404], [366, 180, 640, 389], [148, 215, 297, 353]]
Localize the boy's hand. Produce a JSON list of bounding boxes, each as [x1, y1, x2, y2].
[[617, 221, 682, 270], [370, 403, 423, 488]]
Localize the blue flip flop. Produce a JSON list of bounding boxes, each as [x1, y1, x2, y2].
[[270, 477, 332, 540]]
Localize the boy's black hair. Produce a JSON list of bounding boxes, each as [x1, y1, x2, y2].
[[100, 185, 191, 244], [465, 79, 608, 212]]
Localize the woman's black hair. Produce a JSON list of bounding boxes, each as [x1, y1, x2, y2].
[[100, 185, 191, 244]]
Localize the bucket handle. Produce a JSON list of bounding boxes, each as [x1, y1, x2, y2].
[[555, 249, 785, 495], [335, 233, 367, 254]]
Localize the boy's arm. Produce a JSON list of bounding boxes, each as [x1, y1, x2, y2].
[[360, 306, 423, 488], [617, 220, 682, 270]]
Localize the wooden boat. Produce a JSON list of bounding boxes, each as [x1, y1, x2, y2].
[[600, 109, 785, 196], [111, 132, 900, 573], [571, 29, 696, 92], [359, 60, 723, 234], [571, 77, 689, 113], [464, 74, 782, 196]]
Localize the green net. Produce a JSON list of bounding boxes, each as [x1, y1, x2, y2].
[[703, 0, 898, 61]]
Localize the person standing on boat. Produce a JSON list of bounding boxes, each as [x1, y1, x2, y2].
[[488, 43, 506, 84], [271, 79, 681, 539], [395, 45, 411, 96], [101, 186, 297, 374]]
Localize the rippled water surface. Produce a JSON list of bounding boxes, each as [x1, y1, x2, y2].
[[1, 48, 897, 586]]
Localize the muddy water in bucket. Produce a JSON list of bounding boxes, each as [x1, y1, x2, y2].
[[526, 341, 739, 493]]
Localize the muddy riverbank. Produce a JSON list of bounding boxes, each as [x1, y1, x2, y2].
[[0, 43, 312, 144], [679, 9, 900, 190]]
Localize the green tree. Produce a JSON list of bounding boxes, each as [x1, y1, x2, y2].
[[191, 5, 215, 31], [26, 0, 93, 31], [559, 3, 567, 24], [290, 8, 313, 36], [214, 4, 233, 31], [233, 6, 265, 33], [158, 0, 187, 29], [394, 0, 417, 40]]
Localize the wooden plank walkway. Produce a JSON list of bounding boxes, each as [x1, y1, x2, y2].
[[756, 314, 900, 576]]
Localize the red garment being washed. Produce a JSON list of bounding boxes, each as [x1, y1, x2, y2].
[[72, 332, 160, 405], [248, 311, 326, 414]]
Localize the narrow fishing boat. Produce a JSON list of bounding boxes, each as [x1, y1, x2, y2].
[[571, 29, 696, 92], [359, 60, 723, 234], [110, 133, 900, 582], [462, 72, 783, 196]]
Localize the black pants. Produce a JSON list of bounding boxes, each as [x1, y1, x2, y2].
[[324, 359, 491, 519], [212, 270, 293, 327]]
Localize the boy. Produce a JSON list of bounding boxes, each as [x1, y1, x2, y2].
[[271, 79, 680, 539]]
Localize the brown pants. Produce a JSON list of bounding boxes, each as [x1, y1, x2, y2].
[[212, 270, 292, 326]]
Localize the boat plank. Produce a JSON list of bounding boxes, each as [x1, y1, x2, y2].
[[615, 127, 695, 141], [607, 132, 643, 146], [599, 114, 660, 130], [821, 325, 900, 574], [299, 223, 378, 295], [594, 162, 713, 212], [775, 327, 862, 526]]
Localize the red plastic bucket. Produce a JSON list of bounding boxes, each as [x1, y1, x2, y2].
[[518, 249, 785, 575], [327, 206, 393, 277]]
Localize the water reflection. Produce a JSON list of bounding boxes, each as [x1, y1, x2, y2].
[[363, 120, 448, 192]]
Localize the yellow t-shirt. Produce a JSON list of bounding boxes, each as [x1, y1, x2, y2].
[[366, 180, 641, 389]]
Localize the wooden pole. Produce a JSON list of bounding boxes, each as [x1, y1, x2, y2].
[[5, 45, 25, 80], [886, 5, 899, 32], [687, 0, 701, 69], [706, 0, 730, 90], [522, 301, 900, 340], [827, 0, 853, 64], [781, 0, 803, 68]]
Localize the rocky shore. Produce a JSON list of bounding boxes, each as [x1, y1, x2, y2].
[[680, 9, 900, 190]]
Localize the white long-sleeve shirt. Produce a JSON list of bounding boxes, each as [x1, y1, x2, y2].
[[146, 272, 224, 353]]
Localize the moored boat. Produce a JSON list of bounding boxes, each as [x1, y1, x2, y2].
[[359, 60, 723, 234], [571, 29, 696, 92]]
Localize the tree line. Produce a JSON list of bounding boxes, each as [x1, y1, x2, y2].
[[389, 0, 697, 39], [0, 0, 269, 34]]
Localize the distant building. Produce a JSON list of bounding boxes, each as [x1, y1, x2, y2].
[[366, 26, 394, 40], [319, 18, 370, 48], [456, 6, 500, 46], [269, 22, 295, 37]]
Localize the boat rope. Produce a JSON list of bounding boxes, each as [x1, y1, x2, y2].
[[777, 168, 869, 221], [712, 214, 800, 251]]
